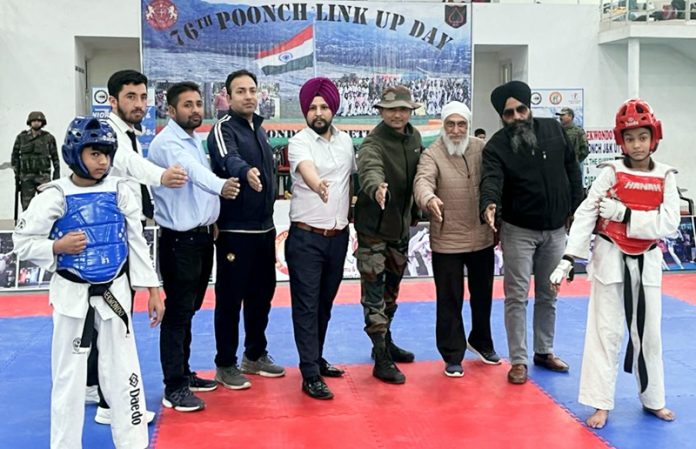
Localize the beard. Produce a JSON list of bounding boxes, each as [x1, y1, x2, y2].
[[442, 132, 469, 156], [506, 115, 537, 154], [175, 114, 202, 131], [309, 117, 332, 136], [117, 104, 145, 126]]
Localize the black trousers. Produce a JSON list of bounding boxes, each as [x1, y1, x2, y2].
[[159, 228, 214, 393], [285, 225, 349, 379], [214, 230, 276, 368], [432, 246, 495, 364]]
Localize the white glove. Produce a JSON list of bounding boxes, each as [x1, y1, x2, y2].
[[598, 197, 627, 222], [549, 259, 574, 287]]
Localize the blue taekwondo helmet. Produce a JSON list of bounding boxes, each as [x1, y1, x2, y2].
[[62, 116, 117, 180]]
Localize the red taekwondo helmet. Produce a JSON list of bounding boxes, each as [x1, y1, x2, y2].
[[614, 98, 663, 154]]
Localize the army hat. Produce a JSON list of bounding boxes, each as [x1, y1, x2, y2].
[[26, 111, 47, 126], [374, 86, 421, 110], [555, 107, 575, 117]]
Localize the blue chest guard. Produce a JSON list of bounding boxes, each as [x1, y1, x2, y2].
[[50, 191, 128, 284]]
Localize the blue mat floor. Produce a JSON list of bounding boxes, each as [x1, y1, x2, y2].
[[1, 294, 695, 448]]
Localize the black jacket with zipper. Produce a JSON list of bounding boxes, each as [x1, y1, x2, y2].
[[207, 109, 275, 231], [479, 117, 583, 231]]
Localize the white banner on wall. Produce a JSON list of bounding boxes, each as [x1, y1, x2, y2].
[[530, 88, 584, 127], [584, 128, 623, 189]]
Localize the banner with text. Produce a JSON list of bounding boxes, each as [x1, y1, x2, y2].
[[141, 0, 472, 146]]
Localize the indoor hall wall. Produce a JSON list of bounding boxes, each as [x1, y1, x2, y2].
[[472, 51, 503, 136], [638, 44, 696, 200], [472, 4, 603, 127], [0, 0, 141, 221], [87, 48, 141, 92]]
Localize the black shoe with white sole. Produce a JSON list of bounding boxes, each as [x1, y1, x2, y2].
[[162, 387, 205, 412]]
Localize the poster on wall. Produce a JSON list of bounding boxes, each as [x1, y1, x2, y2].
[[141, 0, 472, 147], [91, 87, 111, 120], [0, 233, 17, 289], [660, 217, 696, 271], [530, 88, 584, 127], [583, 128, 623, 189]]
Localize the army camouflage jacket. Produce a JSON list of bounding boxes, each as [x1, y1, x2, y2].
[[12, 129, 60, 179], [562, 124, 589, 163]]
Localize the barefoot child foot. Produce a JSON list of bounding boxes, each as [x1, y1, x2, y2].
[[643, 407, 675, 422], [586, 409, 609, 429]]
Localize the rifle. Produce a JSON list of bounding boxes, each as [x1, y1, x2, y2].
[[13, 173, 20, 224], [13, 147, 21, 224]]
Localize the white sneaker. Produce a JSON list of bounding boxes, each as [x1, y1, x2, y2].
[[85, 386, 100, 404], [95, 406, 156, 425]]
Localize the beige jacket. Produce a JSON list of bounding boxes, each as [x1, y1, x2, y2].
[[413, 136, 494, 253]]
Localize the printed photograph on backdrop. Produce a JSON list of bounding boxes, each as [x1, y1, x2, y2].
[[343, 226, 360, 279], [17, 260, 52, 289], [406, 224, 432, 278], [141, 0, 472, 147], [660, 217, 696, 271], [493, 242, 504, 276], [0, 233, 17, 289], [144, 226, 157, 273]]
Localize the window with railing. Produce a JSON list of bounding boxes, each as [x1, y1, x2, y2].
[[601, 0, 695, 21]]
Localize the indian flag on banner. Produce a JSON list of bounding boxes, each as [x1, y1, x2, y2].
[[255, 25, 314, 76]]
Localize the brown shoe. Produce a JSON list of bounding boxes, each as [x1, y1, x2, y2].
[[507, 364, 528, 384], [533, 353, 569, 372]]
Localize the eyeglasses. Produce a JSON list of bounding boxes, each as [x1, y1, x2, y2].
[[502, 104, 529, 120]]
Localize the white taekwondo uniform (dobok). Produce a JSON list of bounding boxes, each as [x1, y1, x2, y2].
[[564, 159, 680, 411], [13, 175, 159, 449]]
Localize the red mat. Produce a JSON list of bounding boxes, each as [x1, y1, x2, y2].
[[1, 273, 693, 318], [153, 362, 610, 449]]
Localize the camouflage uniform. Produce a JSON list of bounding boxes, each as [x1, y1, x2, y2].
[[563, 124, 589, 163], [354, 120, 422, 342], [11, 112, 60, 210]]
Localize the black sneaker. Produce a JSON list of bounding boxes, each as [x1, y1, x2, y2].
[[467, 342, 502, 365], [162, 387, 205, 412], [188, 372, 218, 392]]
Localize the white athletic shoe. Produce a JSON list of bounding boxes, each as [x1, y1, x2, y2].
[[95, 406, 156, 425], [85, 386, 100, 404]]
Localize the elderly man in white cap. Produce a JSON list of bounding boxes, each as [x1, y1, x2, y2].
[[414, 101, 500, 377]]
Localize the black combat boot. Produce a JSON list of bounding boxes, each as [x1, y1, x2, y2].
[[372, 343, 406, 384], [386, 330, 415, 363]]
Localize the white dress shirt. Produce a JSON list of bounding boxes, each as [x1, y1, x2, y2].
[[288, 126, 356, 229], [107, 112, 165, 220]]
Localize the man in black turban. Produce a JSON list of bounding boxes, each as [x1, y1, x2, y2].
[[479, 80, 583, 386]]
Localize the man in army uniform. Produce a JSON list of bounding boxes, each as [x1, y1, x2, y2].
[[556, 107, 589, 163], [354, 85, 422, 385], [258, 90, 275, 119], [11, 111, 60, 211]]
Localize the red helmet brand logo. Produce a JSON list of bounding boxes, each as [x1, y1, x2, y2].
[[145, 0, 178, 31], [626, 117, 638, 126]]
